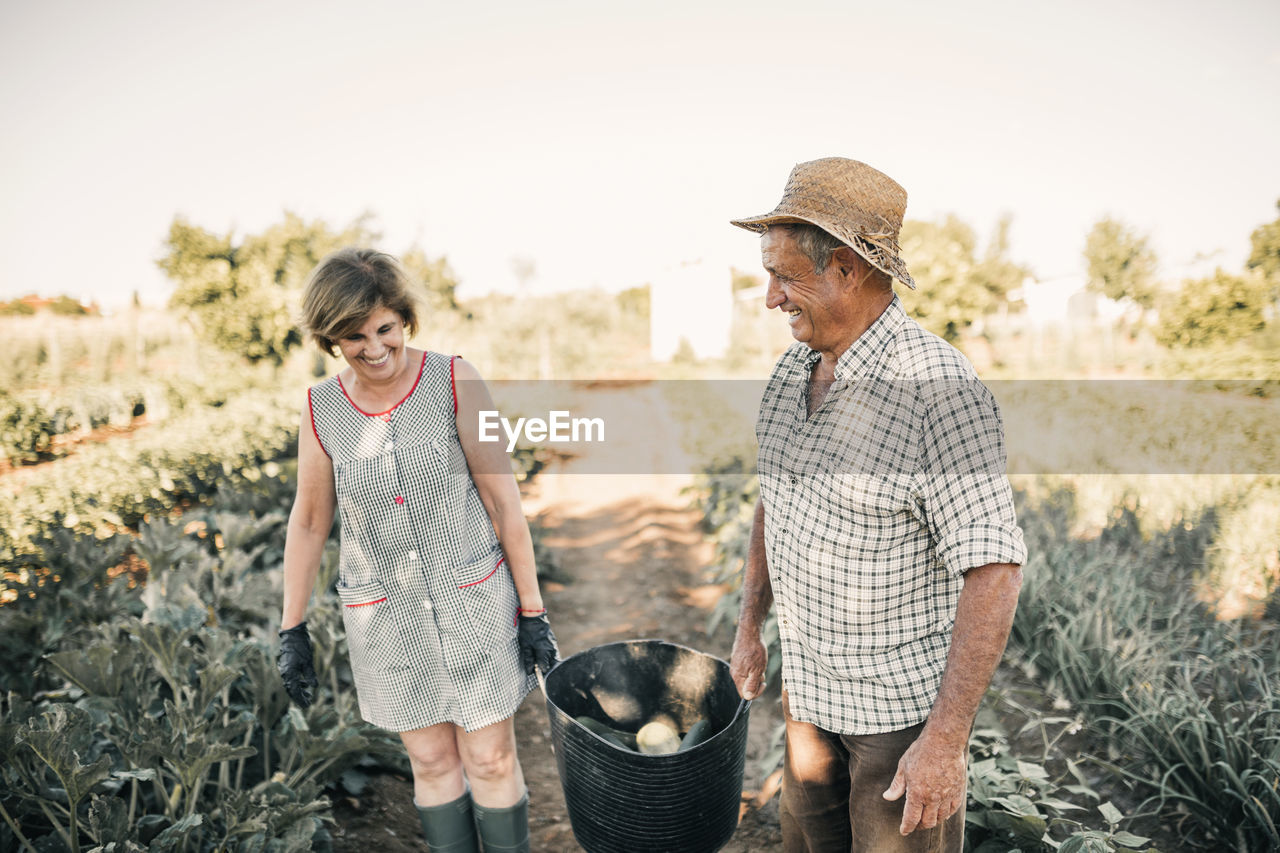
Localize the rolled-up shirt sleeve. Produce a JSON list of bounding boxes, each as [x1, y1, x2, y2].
[[915, 378, 1027, 577]]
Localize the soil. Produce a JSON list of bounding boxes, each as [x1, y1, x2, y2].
[[329, 466, 785, 852]]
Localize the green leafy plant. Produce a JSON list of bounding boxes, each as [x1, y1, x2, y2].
[[689, 461, 1280, 850], [966, 715, 1158, 852], [13, 705, 113, 853], [1, 428, 559, 850], [1011, 486, 1280, 850], [1101, 656, 1280, 852], [0, 386, 299, 571], [0, 500, 401, 851]]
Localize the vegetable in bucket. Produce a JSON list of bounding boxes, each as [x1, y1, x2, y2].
[[542, 640, 751, 853]]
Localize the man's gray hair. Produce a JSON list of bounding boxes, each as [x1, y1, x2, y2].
[[771, 222, 892, 288], [771, 223, 846, 274]]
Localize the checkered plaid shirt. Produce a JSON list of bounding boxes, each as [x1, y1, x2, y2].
[[756, 296, 1026, 734]]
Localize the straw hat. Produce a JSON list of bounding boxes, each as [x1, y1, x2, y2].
[[730, 157, 916, 290]]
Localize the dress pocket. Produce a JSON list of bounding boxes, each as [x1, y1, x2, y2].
[[336, 579, 410, 673], [453, 550, 518, 643], [453, 551, 505, 588]]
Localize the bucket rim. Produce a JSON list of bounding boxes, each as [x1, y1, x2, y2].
[[544, 638, 752, 756]]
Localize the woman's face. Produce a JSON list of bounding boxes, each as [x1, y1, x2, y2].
[[337, 306, 407, 383]]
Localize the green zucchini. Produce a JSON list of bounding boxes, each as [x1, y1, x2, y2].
[[678, 718, 712, 752], [575, 715, 637, 749]]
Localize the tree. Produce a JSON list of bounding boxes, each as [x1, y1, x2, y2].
[[1156, 269, 1269, 349], [1083, 217, 1159, 309], [158, 212, 378, 364], [0, 300, 35, 316], [897, 214, 1030, 342], [616, 284, 650, 320], [401, 246, 461, 314], [1246, 199, 1280, 301], [48, 295, 89, 316]]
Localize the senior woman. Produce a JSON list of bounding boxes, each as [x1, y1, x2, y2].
[[276, 247, 558, 853]]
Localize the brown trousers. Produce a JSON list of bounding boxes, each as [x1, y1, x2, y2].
[[778, 692, 965, 853]]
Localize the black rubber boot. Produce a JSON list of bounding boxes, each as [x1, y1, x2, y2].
[[415, 791, 479, 853], [472, 791, 530, 853]]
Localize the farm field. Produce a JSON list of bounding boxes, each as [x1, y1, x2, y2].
[[1, 305, 1278, 853], [12, 1, 1280, 845]]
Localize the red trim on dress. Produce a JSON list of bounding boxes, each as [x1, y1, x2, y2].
[[336, 351, 428, 417], [458, 556, 504, 588], [344, 596, 387, 608], [307, 387, 330, 458]]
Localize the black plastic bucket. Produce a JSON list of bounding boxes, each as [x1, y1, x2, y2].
[[542, 640, 751, 853]]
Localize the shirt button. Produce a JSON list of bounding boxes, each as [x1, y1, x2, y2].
[[384, 441, 394, 451], [422, 599, 432, 610], [407, 550, 417, 560]]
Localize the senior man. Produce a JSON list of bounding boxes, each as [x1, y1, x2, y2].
[[729, 157, 1026, 852]]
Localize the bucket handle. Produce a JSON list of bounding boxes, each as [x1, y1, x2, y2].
[[534, 668, 554, 756]]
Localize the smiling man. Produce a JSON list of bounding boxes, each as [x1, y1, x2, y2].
[[728, 158, 1027, 853]]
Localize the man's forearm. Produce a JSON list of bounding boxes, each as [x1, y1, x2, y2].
[[920, 562, 1022, 748], [735, 497, 774, 635]]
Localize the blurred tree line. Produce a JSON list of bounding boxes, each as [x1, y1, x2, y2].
[[0, 295, 93, 316], [897, 214, 1029, 342], [1083, 203, 1280, 355], [155, 200, 1280, 375], [158, 212, 461, 365], [878, 202, 1280, 359], [885, 203, 1279, 356], [156, 211, 656, 378]]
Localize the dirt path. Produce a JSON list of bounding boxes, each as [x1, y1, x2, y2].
[[331, 466, 784, 852]]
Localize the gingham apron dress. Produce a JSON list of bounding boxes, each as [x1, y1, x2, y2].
[[309, 351, 534, 732]]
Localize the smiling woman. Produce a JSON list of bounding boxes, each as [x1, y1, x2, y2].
[[281, 247, 559, 853], [337, 308, 410, 391], [299, 251, 420, 360]]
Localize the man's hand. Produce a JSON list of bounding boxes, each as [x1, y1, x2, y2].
[[881, 562, 1019, 834], [730, 631, 768, 700], [882, 731, 967, 835]]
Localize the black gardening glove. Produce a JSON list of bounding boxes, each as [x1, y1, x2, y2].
[[517, 612, 560, 676], [277, 622, 319, 708]]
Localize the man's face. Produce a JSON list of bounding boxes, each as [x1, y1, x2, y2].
[[760, 228, 854, 357]]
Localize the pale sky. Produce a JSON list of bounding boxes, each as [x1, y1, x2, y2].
[[3, 0, 1278, 309]]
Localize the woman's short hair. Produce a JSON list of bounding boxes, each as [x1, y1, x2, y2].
[[301, 248, 419, 356]]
